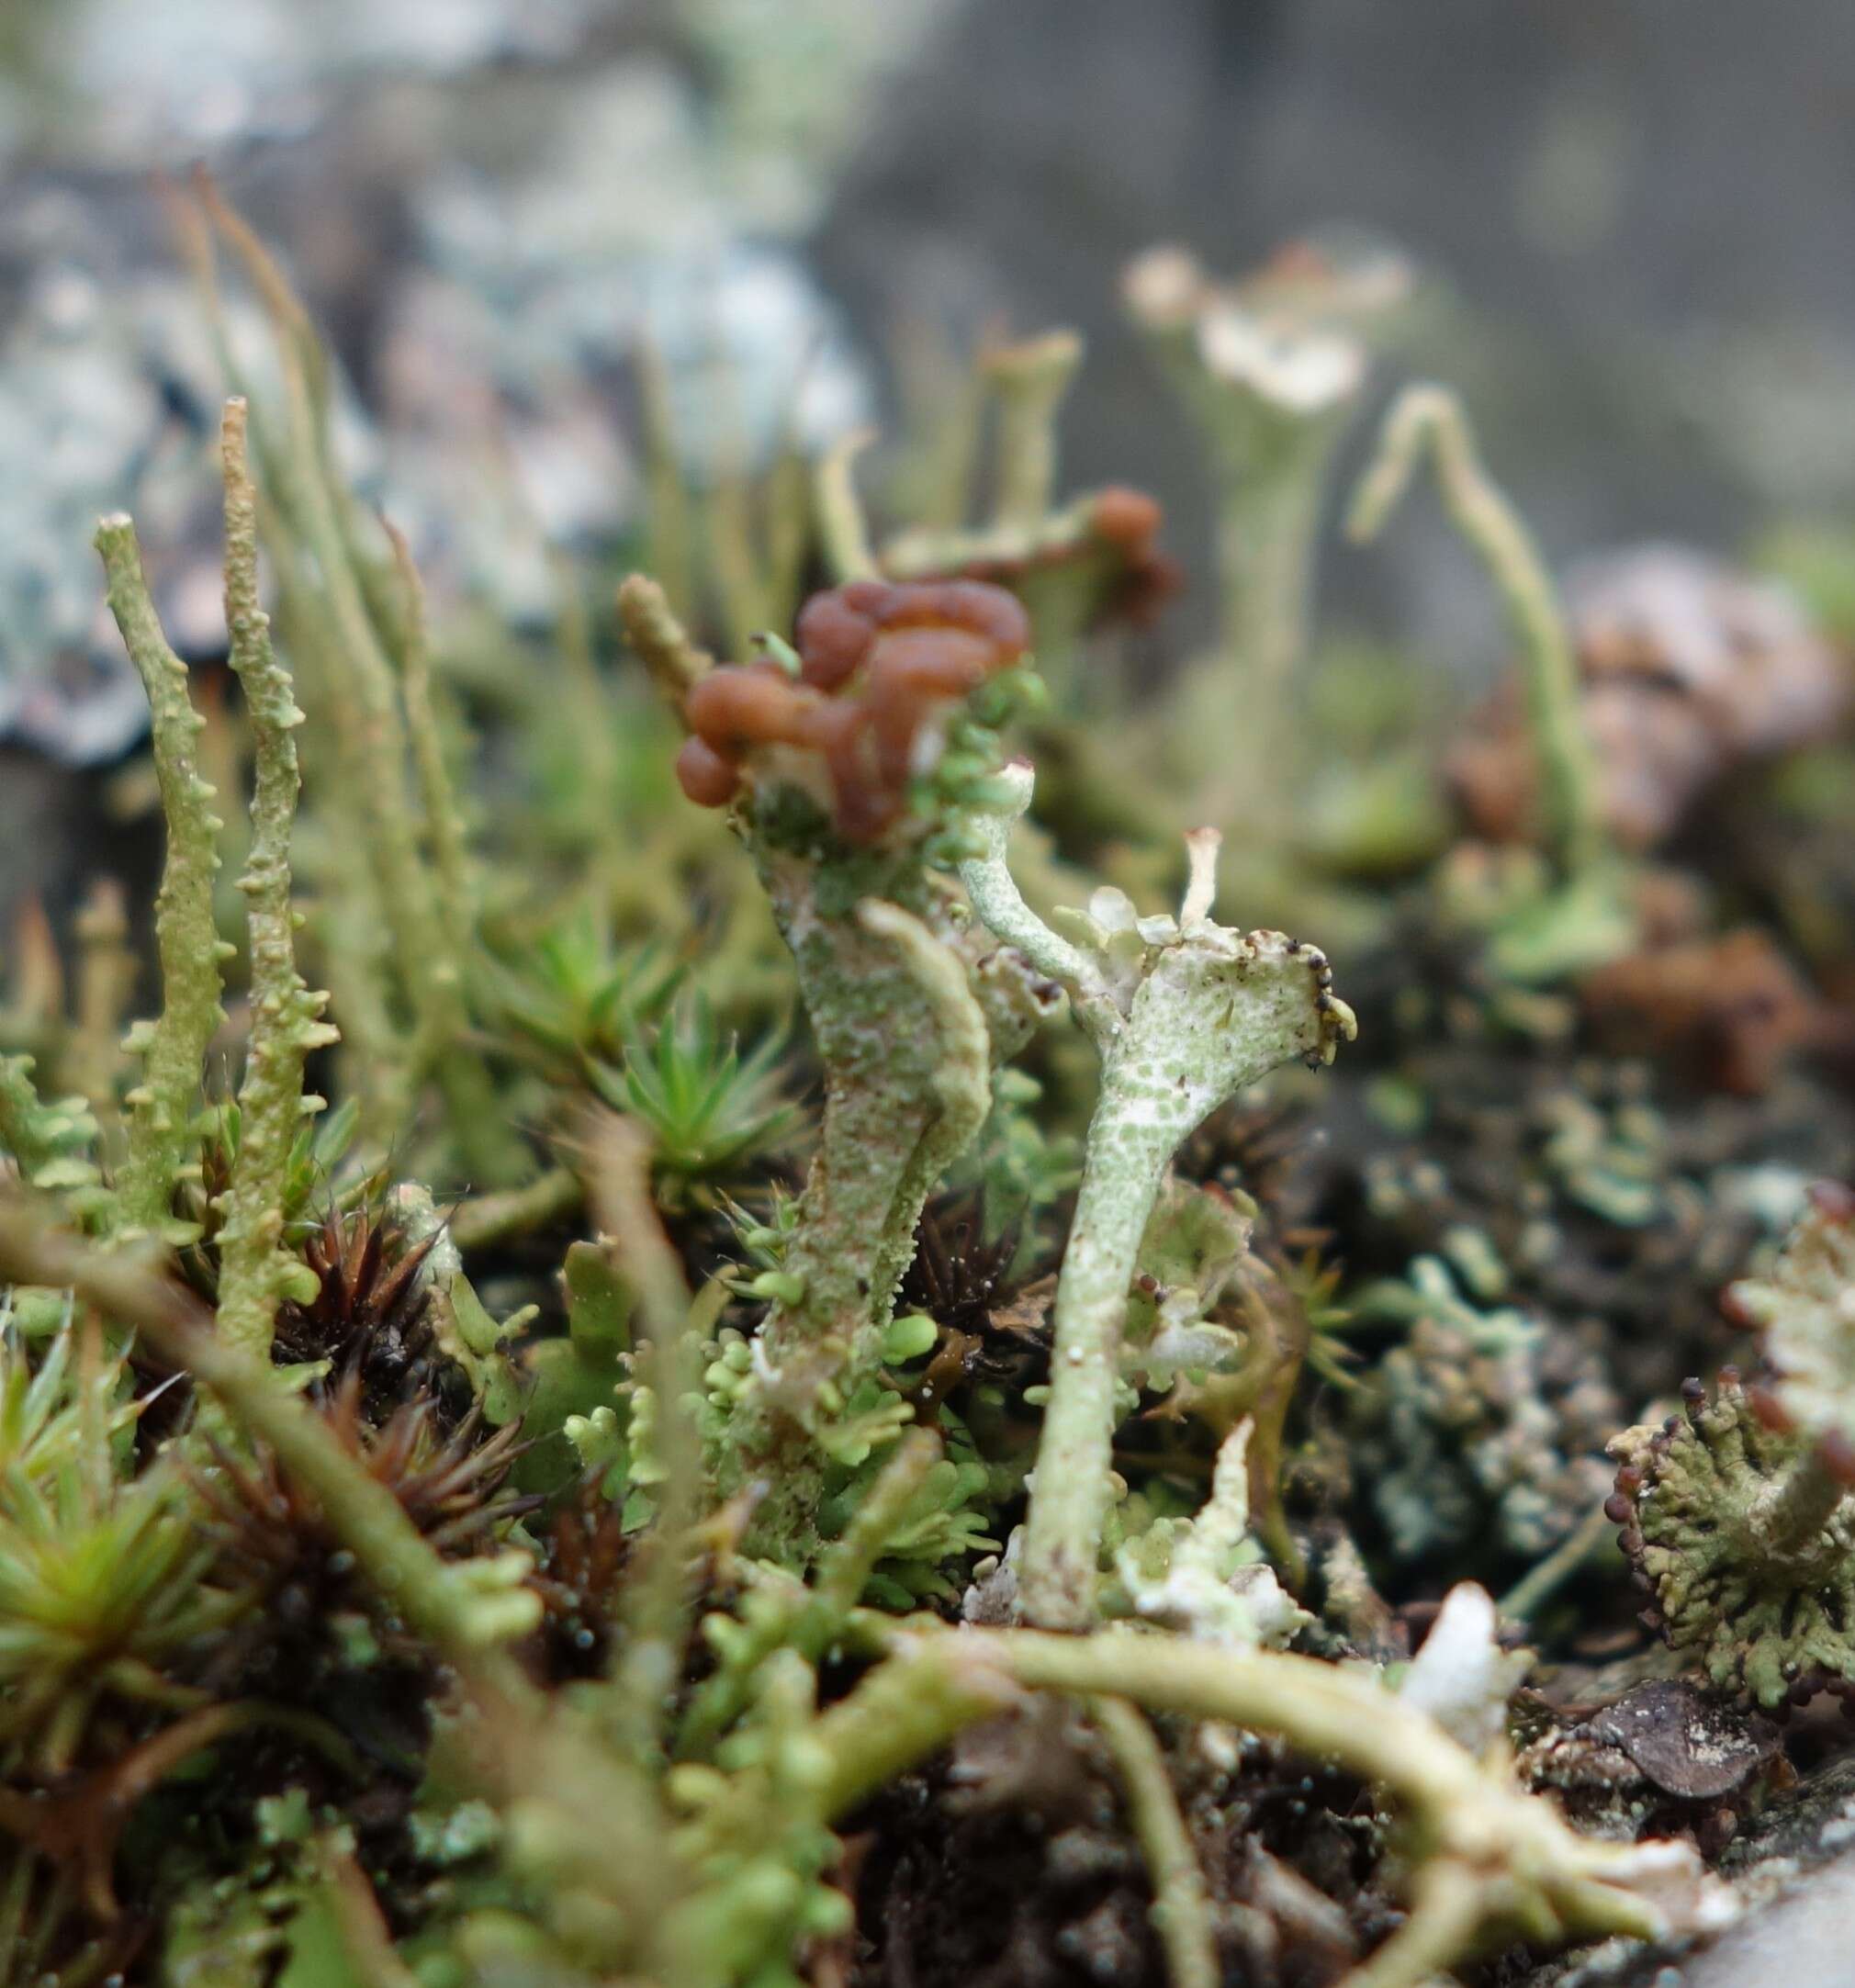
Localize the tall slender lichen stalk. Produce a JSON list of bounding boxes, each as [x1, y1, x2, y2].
[[961, 765, 1355, 1626], [94, 513, 232, 1237], [620, 577, 1046, 1558], [982, 331, 1084, 530], [1346, 383, 1603, 882], [212, 399, 340, 1354], [1124, 247, 1366, 733]]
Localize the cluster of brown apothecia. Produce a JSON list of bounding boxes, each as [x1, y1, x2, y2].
[[673, 577, 1030, 841]]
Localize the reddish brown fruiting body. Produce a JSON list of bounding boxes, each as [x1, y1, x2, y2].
[[678, 578, 1032, 841]]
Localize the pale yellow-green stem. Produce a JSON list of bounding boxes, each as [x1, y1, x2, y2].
[[1091, 1695, 1217, 1988], [1346, 384, 1602, 881], [95, 513, 230, 1237], [211, 399, 340, 1355]]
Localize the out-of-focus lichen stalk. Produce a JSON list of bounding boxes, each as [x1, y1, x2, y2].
[[984, 331, 1084, 530], [68, 880, 133, 1138], [94, 512, 230, 1237], [814, 427, 880, 581], [961, 769, 1354, 1627], [183, 178, 502, 1176], [212, 399, 339, 1355], [383, 519, 473, 954], [1124, 247, 1365, 719], [1347, 383, 1603, 880], [0, 1060, 104, 1218], [636, 333, 699, 622], [618, 572, 715, 701]]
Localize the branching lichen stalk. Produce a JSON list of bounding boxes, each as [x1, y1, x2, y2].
[[963, 772, 1353, 1628], [211, 399, 339, 1355], [95, 512, 230, 1236]]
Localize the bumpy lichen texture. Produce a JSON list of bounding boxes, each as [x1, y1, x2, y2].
[[631, 575, 1055, 1557], [1356, 1257, 1617, 1569], [1609, 1369, 1855, 1707]]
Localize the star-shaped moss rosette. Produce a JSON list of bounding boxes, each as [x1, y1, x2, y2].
[[1609, 1185, 1855, 1707]]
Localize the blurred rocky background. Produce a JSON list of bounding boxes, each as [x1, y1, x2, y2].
[[6, 0, 1855, 926]]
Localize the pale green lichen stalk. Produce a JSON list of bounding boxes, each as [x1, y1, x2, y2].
[[624, 576, 1048, 1558], [714, 848, 1024, 1554], [960, 765, 1355, 1626], [94, 511, 232, 1238], [1124, 242, 1387, 705], [181, 178, 505, 1177], [981, 330, 1085, 530], [1346, 382, 1603, 885], [211, 399, 341, 1354]]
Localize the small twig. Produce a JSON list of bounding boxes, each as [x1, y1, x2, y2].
[[1496, 1502, 1614, 1623], [447, 1164, 583, 1253], [1091, 1697, 1218, 1988]]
